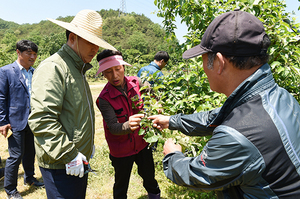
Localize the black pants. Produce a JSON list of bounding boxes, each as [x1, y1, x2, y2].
[[40, 167, 88, 199], [110, 146, 160, 199], [4, 124, 36, 195]]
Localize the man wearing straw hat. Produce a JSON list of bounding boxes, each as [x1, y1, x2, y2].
[[28, 9, 116, 199]]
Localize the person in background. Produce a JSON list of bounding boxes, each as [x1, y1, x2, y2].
[[149, 9, 300, 198], [137, 51, 169, 85], [28, 10, 116, 199], [0, 40, 44, 199], [95, 49, 161, 199]]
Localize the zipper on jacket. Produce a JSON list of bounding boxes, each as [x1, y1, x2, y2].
[[81, 64, 94, 152]]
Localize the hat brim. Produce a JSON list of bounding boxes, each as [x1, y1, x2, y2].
[[182, 44, 211, 59], [47, 18, 117, 51]]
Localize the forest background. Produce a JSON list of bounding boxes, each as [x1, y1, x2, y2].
[[0, 0, 300, 198]]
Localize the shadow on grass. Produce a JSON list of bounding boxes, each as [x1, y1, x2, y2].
[[0, 158, 44, 198], [19, 181, 45, 198]]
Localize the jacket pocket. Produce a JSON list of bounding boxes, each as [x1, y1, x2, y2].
[[117, 114, 128, 123]]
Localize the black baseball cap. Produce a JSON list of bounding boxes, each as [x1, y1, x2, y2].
[[182, 9, 269, 59]]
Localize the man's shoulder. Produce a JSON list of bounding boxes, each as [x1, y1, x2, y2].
[[0, 63, 18, 77], [139, 63, 158, 72], [139, 65, 150, 71], [41, 52, 61, 63], [36, 53, 68, 73], [1, 62, 16, 70]]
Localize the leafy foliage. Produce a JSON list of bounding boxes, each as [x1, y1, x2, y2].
[[145, 0, 300, 150], [155, 0, 300, 101]]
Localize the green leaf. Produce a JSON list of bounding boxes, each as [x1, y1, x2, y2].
[[138, 128, 146, 135], [270, 61, 281, 69], [144, 135, 159, 143]]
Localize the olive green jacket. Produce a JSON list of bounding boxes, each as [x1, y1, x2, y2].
[[28, 44, 95, 169]]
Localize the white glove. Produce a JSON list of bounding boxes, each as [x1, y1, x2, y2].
[[65, 152, 87, 178]]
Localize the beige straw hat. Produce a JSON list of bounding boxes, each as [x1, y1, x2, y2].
[[47, 9, 116, 50]]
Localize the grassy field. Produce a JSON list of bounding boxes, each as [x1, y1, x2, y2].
[[0, 81, 215, 199]]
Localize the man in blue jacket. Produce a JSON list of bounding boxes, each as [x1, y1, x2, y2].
[[149, 9, 300, 198], [0, 40, 44, 199], [137, 51, 169, 85]]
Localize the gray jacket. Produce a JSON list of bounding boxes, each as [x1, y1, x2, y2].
[[164, 63, 300, 198]]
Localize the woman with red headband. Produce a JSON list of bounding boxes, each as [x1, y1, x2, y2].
[[95, 49, 161, 199]]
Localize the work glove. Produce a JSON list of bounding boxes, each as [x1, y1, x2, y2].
[[65, 152, 87, 178]]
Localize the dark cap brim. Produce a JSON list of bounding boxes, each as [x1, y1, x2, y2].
[[182, 44, 211, 59]]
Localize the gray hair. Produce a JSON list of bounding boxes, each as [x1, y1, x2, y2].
[[207, 52, 217, 69]]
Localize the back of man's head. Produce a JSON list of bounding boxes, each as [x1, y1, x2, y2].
[[183, 9, 270, 69], [16, 40, 38, 53], [154, 51, 169, 63]]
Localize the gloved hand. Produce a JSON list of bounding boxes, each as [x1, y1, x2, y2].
[[65, 152, 87, 178]]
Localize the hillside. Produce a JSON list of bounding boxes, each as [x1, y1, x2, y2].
[[0, 9, 179, 69]]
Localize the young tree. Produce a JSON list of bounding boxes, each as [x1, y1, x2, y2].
[[155, 0, 300, 101]]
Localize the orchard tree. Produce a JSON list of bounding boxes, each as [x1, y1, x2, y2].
[[141, 0, 300, 157], [154, 0, 300, 101]]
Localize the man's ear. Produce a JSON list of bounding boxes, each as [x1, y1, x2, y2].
[[68, 33, 76, 43], [216, 52, 225, 75], [67, 33, 78, 52], [159, 59, 164, 65], [16, 49, 21, 56]]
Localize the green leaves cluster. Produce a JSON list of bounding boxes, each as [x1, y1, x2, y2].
[[155, 0, 300, 101], [148, 0, 300, 141], [131, 73, 166, 146]]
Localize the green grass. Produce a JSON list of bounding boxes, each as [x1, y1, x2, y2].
[[0, 81, 216, 199]]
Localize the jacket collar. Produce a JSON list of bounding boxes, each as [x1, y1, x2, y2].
[[211, 63, 275, 125], [59, 44, 93, 74], [16, 60, 34, 73], [149, 61, 161, 70], [11, 62, 29, 94]]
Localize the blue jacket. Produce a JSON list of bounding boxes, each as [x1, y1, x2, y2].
[[0, 62, 32, 132], [137, 61, 163, 84], [163, 63, 300, 198]]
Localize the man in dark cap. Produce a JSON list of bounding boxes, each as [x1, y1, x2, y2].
[[149, 9, 300, 198]]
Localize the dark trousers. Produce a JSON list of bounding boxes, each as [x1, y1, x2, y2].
[[4, 124, 36, 195], [40, 167, 88, 199], [110, 146, 160, 199]]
